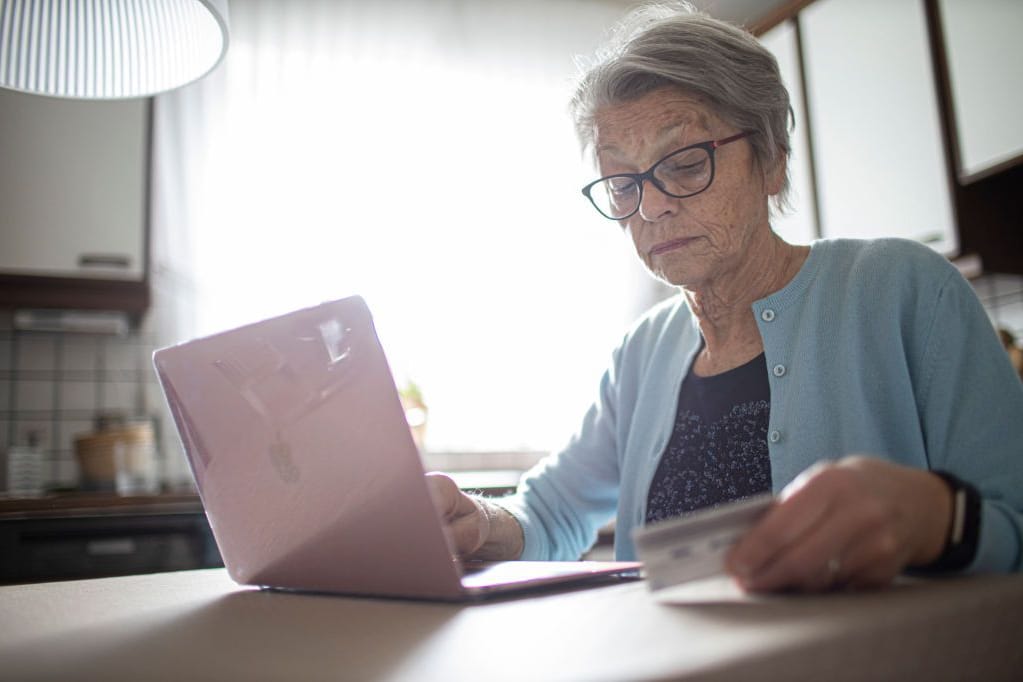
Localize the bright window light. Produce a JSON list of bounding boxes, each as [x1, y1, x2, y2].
[[153, 1, 649, 455]]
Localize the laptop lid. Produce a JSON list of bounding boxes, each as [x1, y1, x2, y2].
[[153, 296, 639, 601]]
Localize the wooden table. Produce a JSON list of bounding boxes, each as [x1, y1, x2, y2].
[[1, 568, 1021, 681]]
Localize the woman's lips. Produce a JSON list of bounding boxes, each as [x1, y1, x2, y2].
[[648, 237, 697, 257]]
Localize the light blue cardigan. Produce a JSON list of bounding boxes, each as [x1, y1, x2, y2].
[[503, 238, 1023, 573]]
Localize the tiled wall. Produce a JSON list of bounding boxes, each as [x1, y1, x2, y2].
[[973, 273, 1023, 340], [0, 317, 185, 492], [2, 271, 1023, 494]]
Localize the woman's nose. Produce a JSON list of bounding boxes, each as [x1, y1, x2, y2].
[[637, 180, 677, 222]]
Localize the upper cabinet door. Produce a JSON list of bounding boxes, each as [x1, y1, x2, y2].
[[800, 0, 957, 256], [0, 89, 149, 280], [758, 19, 818, 246], [938, 0, 1023, 182]]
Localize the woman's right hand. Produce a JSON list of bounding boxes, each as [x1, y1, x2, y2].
[[425, 471, 524, 561]]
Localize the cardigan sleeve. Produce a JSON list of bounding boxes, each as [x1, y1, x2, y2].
[[917, 268, 1023, 572], [498, 346, 625, 561]]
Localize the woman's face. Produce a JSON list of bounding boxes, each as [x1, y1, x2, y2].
[[592, 88, 781, 290]]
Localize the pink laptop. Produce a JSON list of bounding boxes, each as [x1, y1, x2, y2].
[[153, 296, 640, 600]]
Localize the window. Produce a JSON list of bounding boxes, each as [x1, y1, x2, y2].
[[151, 0, 650, 455]]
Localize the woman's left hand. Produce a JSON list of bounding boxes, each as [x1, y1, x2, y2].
[[725, 456, 953, 592]]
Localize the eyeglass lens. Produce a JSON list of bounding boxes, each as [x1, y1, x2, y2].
[[590, 146, 713, 220]]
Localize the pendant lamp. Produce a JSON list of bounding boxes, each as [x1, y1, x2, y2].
[[0, 0, 229, 99]]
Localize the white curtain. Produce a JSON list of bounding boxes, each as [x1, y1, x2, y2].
[[149, 0, 656, 456]]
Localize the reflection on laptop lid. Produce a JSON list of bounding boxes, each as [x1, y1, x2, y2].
[[153, 296, 639, 601]]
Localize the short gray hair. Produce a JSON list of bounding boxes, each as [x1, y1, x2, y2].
[[570, 2, 793, 211]]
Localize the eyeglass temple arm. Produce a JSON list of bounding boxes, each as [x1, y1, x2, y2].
[[712, 131, 752, 149]]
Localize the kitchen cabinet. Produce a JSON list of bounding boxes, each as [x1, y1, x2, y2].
[[757, 19, 818, 245], [797, 0, 957, 256], [0, 494, 221, 584], [936, 0, 1023, 182], [0, 88, 151, 316]]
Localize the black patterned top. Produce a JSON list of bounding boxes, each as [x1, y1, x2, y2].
[[645, 351, 772, 523]]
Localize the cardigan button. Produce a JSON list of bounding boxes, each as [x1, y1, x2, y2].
[[769, 430, 782, 443], [772, 364, 786, 377], [761, 309, 776, 322]]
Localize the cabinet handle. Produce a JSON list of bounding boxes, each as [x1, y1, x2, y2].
[[78, 253, 131, 269], [86, 538, 137, 556]]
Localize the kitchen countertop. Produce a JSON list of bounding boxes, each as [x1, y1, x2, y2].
[[0, 468, 524, 521], [0, 492, 204, 520]]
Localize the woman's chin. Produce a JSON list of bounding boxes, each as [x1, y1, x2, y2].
[[647, 261, 709, 290]]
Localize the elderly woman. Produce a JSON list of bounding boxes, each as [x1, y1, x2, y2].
[[428, 2, 1023, 592]]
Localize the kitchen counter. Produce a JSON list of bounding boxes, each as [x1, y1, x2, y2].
[[0, 491, 205, 518], [0, 492, 221, 585]]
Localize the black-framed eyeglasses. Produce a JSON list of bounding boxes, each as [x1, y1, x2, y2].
[[581, 131, 754, 220]]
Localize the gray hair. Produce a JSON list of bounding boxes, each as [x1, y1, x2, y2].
[[570, 2, 793, 212]]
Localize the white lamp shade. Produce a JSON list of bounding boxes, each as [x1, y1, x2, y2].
[[0, 0, 229, 99]]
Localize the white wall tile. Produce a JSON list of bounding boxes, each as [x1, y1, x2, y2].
[[12, 420, 53, 451], [102, 381, 143, 415], [144, 364, 161, 386], [0, 337, 11, 371], [990, 273, 1023, 299], [60, 381, 98, 412], [160, 442, 192, 489], [16, 335, 57, 372], [102, 337, 140, 372], [61, 335, 101, 372], [972, 279, 996, 304], [993, 301, 1023, 338], [15, 380, 55, 412], [148, 382, 175, 417], [974, 273, 1023, 305], [1, 330, 172, 487]]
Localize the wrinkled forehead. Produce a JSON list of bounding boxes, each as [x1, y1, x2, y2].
[[591, 88, 722, 158]]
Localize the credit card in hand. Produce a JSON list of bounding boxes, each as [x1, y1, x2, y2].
[[632, 493, 774, 591]]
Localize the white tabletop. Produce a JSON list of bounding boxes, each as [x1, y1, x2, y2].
[[2, 568, 1022, 681]]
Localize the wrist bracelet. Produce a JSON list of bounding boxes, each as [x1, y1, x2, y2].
[[912, 470, 981, 573]]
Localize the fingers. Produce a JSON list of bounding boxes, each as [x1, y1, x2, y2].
[[734, 498, 901, 592], [728, 496, 842, 592], [446, 503, 491, 558], [726, 464, 839, 589], [425, 472, 463, 517], [726, 459, 916, 593], [830, 515, 910, 590], [425, 472, 490, 558]]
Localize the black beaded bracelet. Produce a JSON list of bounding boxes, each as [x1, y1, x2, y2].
[[911, 470, 981, 573]]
